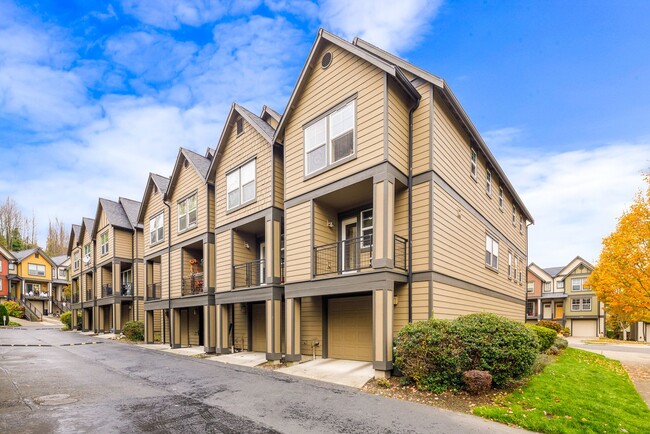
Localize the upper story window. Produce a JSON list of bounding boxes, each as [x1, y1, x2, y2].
[[178, 194, 197, 232], [486, 169, 492, 195], [571, 297, 592, 311], [520, 215, 524, 233], [499, 187, 504, 210], [84, 244, 91, 257], [58, 269, 67, 279], [100, 231, 109, 255], [236, 117, 243, 135], [0, 260, 2, 273], [8, 262, 15, 271], [28, 263, 46, 276], [485, 233, 499, 270], [512, 205, 516, 226], [572, 277, 586, 291], [527, 282, 534, 293], [150, 213, 164, 245], [304, 100, 355, 176], [543, 282, 551, 292], [227, 159, 256, 210], [360, 209, 373, 248], [557, 281, 565, 289], [470, 149, 477, 179], [73, 252, 80, 270], [507, 252, 512, 279]]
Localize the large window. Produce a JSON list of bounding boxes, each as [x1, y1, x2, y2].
[[149, 213, 164, 245], [73, 252, 80, 270], [572, 277, 586, 291], [178, 194, 197, 232], [304, 100, 355, 175], [486, 169, 492, 195], [84, 244, 91, 257], [100, 232, 109, 255], [28, 263, 46, 276], [557, 281, 564, 290], [526, 301, 535, 317], [58, 269, 67, 279], [571, 297, 592, 311], [543, 282, 551, 292], [360, 209, 373, 248], [227, 159, 256, 210], [485, 234, 499, 270]]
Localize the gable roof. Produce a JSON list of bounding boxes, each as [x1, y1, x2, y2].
[[527, 262, 553, 282], [137, 173, 170, 224], [207, 103, 277, 180], [79, 217, 95, 244], [543, 266, 564, 277], [166, 147, 211, 197], [260, 105, 281, 123], [67, 224, 81, 256], [557, 256, 594, 280], [0, 244, 16, 261], [11, 247, 55, 266], [51, 255, 69, 266], [273, 28, 419, 144], [91, 198, 133, 238], [119, 197, 143, 230], [352, 37, 533, 224]]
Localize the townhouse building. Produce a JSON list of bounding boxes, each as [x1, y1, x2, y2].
[[50, 255, 70, 315], [7, 247, 56, 320], [69, 218, 95, 331], [141, 148, 216, 350], [0, 245, 15, 302], [273, 30, 532, 377], [527, 256, 605, 337]]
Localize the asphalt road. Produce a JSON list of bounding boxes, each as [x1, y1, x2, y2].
[[0, 327, 526, 433]]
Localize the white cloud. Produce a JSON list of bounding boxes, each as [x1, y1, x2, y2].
[[496, 141, 650, 267], [318, 0, 443, 53], [482, 127, 523, 149]]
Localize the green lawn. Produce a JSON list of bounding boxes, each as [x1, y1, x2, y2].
[[474, 347, 650, 433]]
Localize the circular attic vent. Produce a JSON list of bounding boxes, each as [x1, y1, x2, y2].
[[321, 51, 332, 69]]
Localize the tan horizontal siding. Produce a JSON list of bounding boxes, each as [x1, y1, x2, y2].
[[387, 80, 409, 175], [433, 98, 526, 254], [412, 83, 431, 176], [273, 150, 284, 210], [285, 202, 311, 282], [234, 304, 248, 351], [216, 231, 231, 292], [143, 188, 167, 257], [170, 157, 208, 245], [411, 182, 430, 272], [411, 281, 430, 322], [284, 42, 386, 200], [300, 296, 322, 357], [393, 283, 409, 335], [169, 250, 181, 299], [114, 229, 132, 259], [433, 281, 522, 321]]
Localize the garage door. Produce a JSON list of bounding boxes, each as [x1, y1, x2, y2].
[[328, 296, 372, 361], [251, 303, 266, 352], [571, 319, 597, 337]]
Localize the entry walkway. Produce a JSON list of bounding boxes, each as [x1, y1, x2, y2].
[[277, 358, 374, 388]]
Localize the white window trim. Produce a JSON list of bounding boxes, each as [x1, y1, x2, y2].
[[28, 263, 46, 277], [470, 149, 478, 179], [177, 193, 198, 233], [100, 232, 109, 256], [226, 159, 256, 211], [360, 209, 373, 248], [149, 213, 164, 245], [486, 169, 492, 196], [512, 205, 517, 226], [572, 277, 585, 291], [304, 99, 356, 177], [485, 233, 499, 271], [527, 282, 534, 293], [557, 281, 565, 289], [543, 282, 551, 292], [508, 252, 512, 279], [499, 187, 504, 210]]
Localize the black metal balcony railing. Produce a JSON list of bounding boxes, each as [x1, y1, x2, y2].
[[182, 272, 204, 296], [101, 284, 113, 298], [72, 293, 80, 304], [147, 283, 160, 300], [121, 282, 133, 296], [85, 289, 93, 301], [394, 235, 408, 271], [233, 259, 264, 289], [314, 234, 373, 276]]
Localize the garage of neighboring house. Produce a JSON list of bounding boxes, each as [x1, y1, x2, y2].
[[251, 302, 266, 352], [570, 319, 598, 337], [327, 295, 373, 362]]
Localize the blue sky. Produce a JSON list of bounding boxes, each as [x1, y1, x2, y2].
[[0, 0, 648, 266]]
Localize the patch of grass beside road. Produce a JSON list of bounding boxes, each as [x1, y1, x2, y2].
[[474, 347, 650, 433]]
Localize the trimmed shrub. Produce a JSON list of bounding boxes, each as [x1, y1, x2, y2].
[[526, 324, 556, 352], [395, 313, 538, 391], [60, 311, 72, 330], [554, 336, 568, 349], [547, 346, 561, 356], [122, 321, 144, 341], [0, 304, 9, 325], [462, 370, 492, 395], [536, 320, 562, 333], [4, 301, 24, 318], [561, 327, 571, 337], [531, 354, 554, 374]]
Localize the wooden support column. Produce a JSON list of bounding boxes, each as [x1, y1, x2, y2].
[[145, 310, 155, 343], [114, 302, 122, 333], [372, 175, 395, 269], [266, 296, 282, 361], [265, 217, 282, 285], [373, 287, 394, 378], [215, 304, 231, 354], [203, 304, 216, 353], [171, 308, 182, 348], [285, 298, 301, 362]]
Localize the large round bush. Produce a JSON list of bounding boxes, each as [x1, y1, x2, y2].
[[536, 320, 562, 333], [395, 313, 539, 391], [60, 311, 72, 329], [122, 321, 144, 341], [526, 324, 556, 353], [0, 304, 9, 325]]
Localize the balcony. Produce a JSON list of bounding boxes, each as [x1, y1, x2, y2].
[[394, 235, 407, 271], [147, 283, 160, 300], [101, 283, 113, 298], [233, 259, 264, 289], [182, 272, 205, 296], [24, 291, 49, 299], [72, 293, 80, 304], [85, 289, 93, 301], [121, 282, 134, 296]]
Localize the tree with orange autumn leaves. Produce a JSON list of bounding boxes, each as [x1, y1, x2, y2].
[[586, 172, 650, 340]]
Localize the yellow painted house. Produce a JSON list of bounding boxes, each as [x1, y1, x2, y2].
[[9, 247, 56, 320]]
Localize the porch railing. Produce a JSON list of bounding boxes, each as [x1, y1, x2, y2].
[[52, 298, 70, 313], [72, 293, 80, 304], [147, 283, 160, 300], [101, 284, 112, 298], [394, 235, 408, 271], [313, 234, 372, 277], [86, 289, 94, 301], [182, 272, 204, 296], [121, 282, 133, 296], [233, 259, 264, 289], [24, 291, 50, 299]]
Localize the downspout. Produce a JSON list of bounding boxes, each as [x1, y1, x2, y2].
[[93, 239, 97, 333], [407, 94, 421, 323], [163, 200, 173, 348], [79, 243, 83, 329]]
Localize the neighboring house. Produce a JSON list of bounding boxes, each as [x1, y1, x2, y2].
[[69, 218, 96, 331], [9, 247, 56, 320], [88, 197, 145, 333], [527, 256, 604, 337], [206, 103, 284, 359], [50, 255, 70, 315], [141, 148, 216, 350], [0, 245, 16, 301], [273, 29, 532, 378]]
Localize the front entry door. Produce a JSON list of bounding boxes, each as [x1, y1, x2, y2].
[[555, 303, 564, 320], [341, 217, 358, 273], [543, 303, 552, 319]]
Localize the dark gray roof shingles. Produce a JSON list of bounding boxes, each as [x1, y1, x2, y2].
[[100, 198, 133, 230]]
